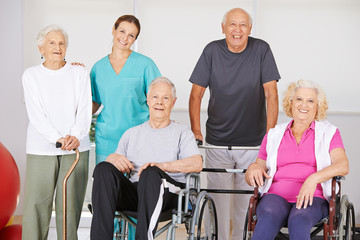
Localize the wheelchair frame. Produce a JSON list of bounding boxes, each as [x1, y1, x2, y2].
[[115, 142, 356, 240], [114, 172, 218, 240], [113, 143, 260, 239], [244, 176, 356, 240]]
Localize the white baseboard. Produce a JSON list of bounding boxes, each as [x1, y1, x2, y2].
[[49, 211, 92, 228]]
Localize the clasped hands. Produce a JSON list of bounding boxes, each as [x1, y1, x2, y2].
[[106, 153, 168, 177], [57, 135, 80, 151]]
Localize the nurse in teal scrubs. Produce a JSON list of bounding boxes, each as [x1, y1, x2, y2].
[[91, 15, 161, 163], [90, 15, 161, 239]]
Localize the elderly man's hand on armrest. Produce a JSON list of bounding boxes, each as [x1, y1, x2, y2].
[[106, 153, 134, 174], [138, 154, 203, 177]]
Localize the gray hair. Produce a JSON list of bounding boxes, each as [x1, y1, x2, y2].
[[36, 25, 68, 48], [222, 8, 253, 27], [148, 77, 177, 99], [290, 79, 326, 104]]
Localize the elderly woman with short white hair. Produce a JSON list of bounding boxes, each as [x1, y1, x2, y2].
[[22, 25, 92, 239], [245, 80, 349, 240]]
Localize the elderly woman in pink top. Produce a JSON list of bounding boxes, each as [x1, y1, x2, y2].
[[245, 80, 349, 240]]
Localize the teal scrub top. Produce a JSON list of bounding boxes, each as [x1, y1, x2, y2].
[[91, 52, 161, 156]]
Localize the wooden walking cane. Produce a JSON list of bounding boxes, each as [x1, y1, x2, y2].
[[56, 142, 80, 240]]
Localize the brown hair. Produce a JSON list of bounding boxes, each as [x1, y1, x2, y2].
[[114, 15, 141, 39]]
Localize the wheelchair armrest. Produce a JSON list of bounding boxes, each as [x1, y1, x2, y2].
[[175, 172, 201, 222], [185, 172, 201, 192], [247, 186, 260, 232], [334, 176, 345, 181], [328, 176, 344, 232], [330, 176, 343, 207]]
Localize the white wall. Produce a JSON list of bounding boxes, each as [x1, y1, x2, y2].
[[256, 0, 360, 113], [0, 0, 27, 215], [2, 0, 359, 224], [136, 0, 360, 112], [137, 0, 253, 109], [22, 0, 360, 112], [23, 0, 134, 70]]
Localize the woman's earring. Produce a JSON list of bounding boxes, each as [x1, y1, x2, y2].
[[41, 55, 43, 59]]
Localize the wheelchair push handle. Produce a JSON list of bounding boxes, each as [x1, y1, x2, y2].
[[56, 141, 80, 240], [196, 140, 251, 174], [202, 168, 247, 173], [196, 140, 260, 151]]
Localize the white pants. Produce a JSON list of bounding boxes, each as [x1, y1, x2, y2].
[[205, 147, 258, 240]]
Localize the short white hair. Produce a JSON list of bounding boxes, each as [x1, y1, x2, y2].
[[36, 25, 68, 47], [222, 8, 253, 27], [148, 77, 176, 99]]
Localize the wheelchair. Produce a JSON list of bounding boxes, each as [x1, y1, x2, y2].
[[111, 172, 218, 240], [112, 163, 256, 239], [243, 176, 356, 240], [90, 143, 257, 239]]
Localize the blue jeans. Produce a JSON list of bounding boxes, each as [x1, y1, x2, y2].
[[96, 154, 136, 240], [251, 193, 329, 240]]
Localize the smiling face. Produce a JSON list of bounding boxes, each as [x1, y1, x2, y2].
[[112, 21, 139, 51], [222, 9, 252, 53], [38, 31, 66, 63], [291, 88, 319, 124], [147, 82, 177, 124]]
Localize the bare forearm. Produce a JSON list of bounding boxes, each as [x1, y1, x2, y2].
[[189, 84, 206, 140], [310, 161, 349, 185], [311, 148, 349, 184], [245, 158, 269, 187], [162, 155, 203, 173], [263, 80, 279, 132], [189, 94, 202, 134], [92, 101, 100, 115], [266, 95, 278, 131]]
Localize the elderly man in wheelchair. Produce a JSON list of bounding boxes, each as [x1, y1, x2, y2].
[[90, 77, 203, 240], [244, 80, 351, 240]]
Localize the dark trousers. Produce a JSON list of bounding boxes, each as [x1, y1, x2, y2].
[[251, 193, 329, 240], [90, 162, 185, 240]]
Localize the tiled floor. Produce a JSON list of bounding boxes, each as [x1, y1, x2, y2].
[[46, 212, 189, 240], [48, 211, 92, 239], [48, 225, 188, 239], [15, 213, 214, 240], [17, 211, 189, 239], [48, 227, 90, 240], [48, 225, 188, 240]]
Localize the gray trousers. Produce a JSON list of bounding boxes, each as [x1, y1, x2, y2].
[[22, 151, 89, 240], [206, 147, 258, 240]]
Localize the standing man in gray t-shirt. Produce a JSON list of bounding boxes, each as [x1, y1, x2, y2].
[[189, 8, 280, 240]]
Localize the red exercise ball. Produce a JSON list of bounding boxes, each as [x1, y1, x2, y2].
[[0, 142, 20, 231], [0, 225, 22, 240]]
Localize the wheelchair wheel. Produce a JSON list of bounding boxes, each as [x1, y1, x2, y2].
[[344, 202, 355, 240], [243, 210, 252, 240], [190, 191, 218, 240], [338, 195, 356, 240]]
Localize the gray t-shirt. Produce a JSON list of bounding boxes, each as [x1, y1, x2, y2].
[[189, 37, 281, 146], [115, 121, 201, 183]]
